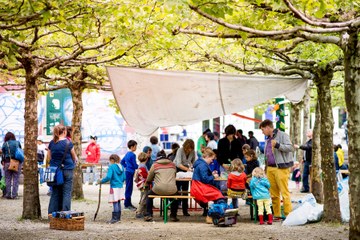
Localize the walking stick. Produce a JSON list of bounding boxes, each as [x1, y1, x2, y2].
[[93, 164, 103, 221]]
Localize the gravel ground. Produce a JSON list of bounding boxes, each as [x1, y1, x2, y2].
[[0, 182, 349, 240]]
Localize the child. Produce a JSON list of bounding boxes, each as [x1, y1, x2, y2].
[[134, 152, 149, 218], [120, 140, 138, 210], [249, 167, 272, 225], [244, 149, 260, 186], [291, 161, 301, 190], [149, 136, 161, 168], [98, 154, 126, 224], [227, 158, 247, 208], [242, 144, 251, 164]]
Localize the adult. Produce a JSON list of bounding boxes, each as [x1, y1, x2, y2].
[[167, 143, 180, 162], [174, 139, 196, 216], [48, 124, 78, 214], [1, 132, 23, 199], [236, 129, 248, 160], [247, 131, 259, 150], [37, 136, 47, 185], [191, 147, 224, 218], [259, 119, 294, 219], [196, 128, 211, 158], [85, 135, 101, 185], [294, 130, 313, 193], [144, 150, 179, 222], [205, 132, 217, 150], [217, 124, 242, 170]]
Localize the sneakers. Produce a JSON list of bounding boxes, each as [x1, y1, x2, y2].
[[124, 205, 137, 211], [135, 213, 144, 219], [144, 216, 153, 222], [205, 216, 213, 224], [273, 216, 285, 222], [170, 216, 180, 222], [183, 212, 190, 216]]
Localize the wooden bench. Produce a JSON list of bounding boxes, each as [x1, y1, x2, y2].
[[148, 195, 195, 223]]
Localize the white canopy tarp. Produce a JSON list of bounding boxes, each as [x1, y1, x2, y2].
[[107, 67, 307, 135]]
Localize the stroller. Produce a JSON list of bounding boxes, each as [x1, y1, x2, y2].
[[208, 201, 238, 227]]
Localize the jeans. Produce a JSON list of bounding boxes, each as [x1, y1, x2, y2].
[[302, 161, 311, 191], [84, 166, 98, 183], [4, 161, 21, 198], [124, 171, 134, 207], [176, 180, 189, 214], [113, 201, 121, 213], [48, 169, 73, 214], [38, 162, 44, 184], [145, 190, 178, 217]]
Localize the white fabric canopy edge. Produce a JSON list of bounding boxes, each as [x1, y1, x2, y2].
[[107, 67, 308, 136]]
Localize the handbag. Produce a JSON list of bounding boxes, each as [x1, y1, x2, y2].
[[45, 141, 69, 186], [6, 142, 20, 172], [15, 147, 24, 162]]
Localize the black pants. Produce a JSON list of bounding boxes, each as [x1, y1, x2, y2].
[[176, 181, 189, 214], [146, 190, 179, 217]]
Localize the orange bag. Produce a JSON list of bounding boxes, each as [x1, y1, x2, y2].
[[9, 159, 19, 172]]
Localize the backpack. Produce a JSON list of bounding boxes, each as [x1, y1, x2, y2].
[[37, 149, 45, 163]]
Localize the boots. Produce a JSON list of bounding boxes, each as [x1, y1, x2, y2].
[[108, 212, 121, 224], [267, 214, 273, 225], [259, 215, 264, 225]]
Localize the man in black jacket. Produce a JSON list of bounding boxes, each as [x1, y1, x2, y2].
[[294, 130, 313, 193]]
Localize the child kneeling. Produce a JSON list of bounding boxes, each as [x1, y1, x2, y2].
[[249, 167, 272, 225], [98, 154, 126, 224]]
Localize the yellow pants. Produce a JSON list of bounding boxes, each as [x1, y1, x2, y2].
[[266, 166, 292, 216], [257, 199, 271, 215]]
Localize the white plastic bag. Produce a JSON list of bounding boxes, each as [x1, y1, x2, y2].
[[338, 179, 350, 222], [308, 203, 323, 222], [282, 202, 312, 226]]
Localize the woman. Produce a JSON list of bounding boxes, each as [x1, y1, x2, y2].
[[191, 147, 224, 218], [217, 124, 242, 170], [1, 132, 23, 199], [48, 124, 78, 214], [174, 139, 196, 216]]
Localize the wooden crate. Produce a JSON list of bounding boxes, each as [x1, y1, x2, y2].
[[49, 215, 85, 231]]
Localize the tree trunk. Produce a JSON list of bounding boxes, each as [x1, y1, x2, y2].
[[302, 86, 311, 143], [70, 84, 85, 199], [291, 102, 303, 163], [311, 101, 323, 203], [22, 74, 41, 219], [343, 30, 360, 239], [314, 70, 341, 222]]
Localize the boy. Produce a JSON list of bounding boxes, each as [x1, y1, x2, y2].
[[121, 140, 138, 210]]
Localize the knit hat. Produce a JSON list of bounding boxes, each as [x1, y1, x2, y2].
[[142, 146, 151, 153], [156, 150, 167, 160]]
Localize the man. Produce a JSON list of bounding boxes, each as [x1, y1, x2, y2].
[[247, 131, 259, 150], [259, 119, 294, 219], [294, 130, 313, 193]]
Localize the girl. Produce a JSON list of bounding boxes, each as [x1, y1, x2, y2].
[[191, 147, 224, 221], [99, 154, 126, 224], [227, 158, 247, 208], [244, 149, 260, 185], [249, 167, 272, 225], [291, 161, 301, 190]]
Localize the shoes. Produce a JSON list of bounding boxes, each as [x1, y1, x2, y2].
[[205, 216, 213, 224], [300, 189, 310, 193], [125, 206, 137, 211], [183, 212, 190, 216], [170, 216, 179, 222], [273, 216, 285, 222], [135, 213, 144, 219], [144, 216, 153, 222]]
